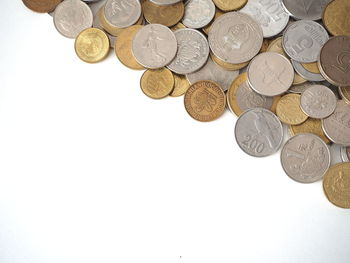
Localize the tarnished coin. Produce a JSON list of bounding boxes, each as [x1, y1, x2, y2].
[[289, 118, 331, 144], [150, 0, 183, 5], [322, 0, 350, 36], [132, 24, 178, 69], [291, 60, 325, 82], [208, 12, 263, 64], [210, 53, 249, 71], [184, 80, 226, 122], [281, 133, 331, 183], [323, 163, 350, 209], [282, 20, 329, 63], [142, 1, 184, 27], [186, 56, 238, 92], [247, 52, 294, 97], [300, 85, 337, 119], [235, 108, 283, 157], [341, 147, 350, 162], [182, 0, 215, 29], [276, 94, 308, 125], [240, 0, 289, 38], [339, 87, 350, 105], [104, 0, 141, 28], [281, 0, 331, 20], [23, 0, 62, 13], [140, 68, 174, 99], [167, 29, 209, 74], [170, 73, 190, 97], [322, 100, 350, 146], [212, 0, 247, 12], [53, 0, 93, 39]]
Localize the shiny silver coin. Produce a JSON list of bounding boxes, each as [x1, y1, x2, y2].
[[341, 146, 350, 162], [247, 52, 294, 97], [186, 56, 239, 91], [167, 29, 209, 74], [104, 0, 141, 28], [240, 0, 289, 38], [150, 0, 183, 5], [300, 85, 337, 119], [235, 108, 283, 157], [322, 100, 350, 146], [182, 0, 215, 29], [291, 60, 325, 82], [53, 0, 93, 39], [281, 0, 331, 20], [132, 24, 178, 69], [208, 12, 263, 64], [281, 133, 331, 183], [282, 20, 329, 63]]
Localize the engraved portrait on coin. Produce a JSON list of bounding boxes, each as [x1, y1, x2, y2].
[[182, 0, 216, 29]]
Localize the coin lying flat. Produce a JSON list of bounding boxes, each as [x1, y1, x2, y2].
[[276, 94, 308, 125], [182, 0, 215, 29], [212, 0, 247, 12], [339, 87, 350, 105], [281, 0, 331, 20], [235, 108, 283, 157], [323, 163, 350, 209], [184, 80, 226, 122], [341, 147, 350, 162], [291, 60, 325, 82], [23, 0, 62, 13], [322, 0, 350, 36], [104, 0, 141, 28], [150, 0, 183, 5], [140, 68, 175, 99], [170, 73, 190, 97], [281, 133, 331, 183], [142, 1, 184, 27]]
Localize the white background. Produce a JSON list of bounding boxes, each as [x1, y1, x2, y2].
[[0, 1, 350, 263]]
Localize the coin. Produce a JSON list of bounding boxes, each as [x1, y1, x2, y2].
[[322, 0, 350, 36], [170, 22, 186, 31], [301, 62, 320, 74], [184, 80, 226, 122], [288, 81, 317, 94], [104, 0, 141, 28], [140, 68, 175, 99], [182, 0, 215, 29], [339, 87, 350, 105], [322, 100, 350, 146], [281, 0, 331, 20], [208, 12, 263, 64], [235, 108, 283, 157], [142, 1, 184, 27], [282, 20, 329, 63], [150, 0, 183, 5], [23, 0, 62, 13], [300, 85, 337, 119], [167, 28, 209, 74], [323, 163, 350, 209], [132, 24, 178, 69], [291, 60, 325, 82], [210, 53, 249, 71], [53, 0, 93, 39], [289, 118, 331, 144], [212, 0, 247, 11], [341, 146, 350, 162], [202, 8, 224, 35], [281, 133, 331, 183], [170, 73, 190, 97], [276, 94, 308, 125], [247, 52, 294, 97]]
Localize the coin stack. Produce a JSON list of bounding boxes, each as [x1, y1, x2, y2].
[[23, 0, 350, 208]]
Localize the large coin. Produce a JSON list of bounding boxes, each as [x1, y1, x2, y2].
[[140, 68, 175, 99], [142, 1, 184, 27], [276, 94, 308, 125], [281, 0, 331, 20], [23, 0, 62, 13], [322, 0, 350, 36], [182, 0, 215, 29], [235, 108, 283, 157], [341, 147, 350, 162], [150, 0, 183, 5], [104, 0, 141, 28], [281, 133, 331, 183]]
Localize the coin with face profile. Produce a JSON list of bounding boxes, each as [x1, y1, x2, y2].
[[182, 0, 216, 29]]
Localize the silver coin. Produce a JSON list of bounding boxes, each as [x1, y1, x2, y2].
[[247, 52, 294, 97], [300, 85, 337, 119], [282, 20, 329, 63], [235, 108, 283, 157], [281, 0, 331, 20], [53, 0, 93, 39], [208, 12, 263, 64], [289, 82, 316, 94], [89, 0, 106, 14], [150, 0, 183, 5], [186, 56, 238, 91], [240, 0, 289, 38], [341, 146, 350, 162], [291, 60, 325, 82], [322, 100, 350, 146], [182, 0, 215, 29], [132, 24, 178, 69], [104, 0, 141, 28], [281, 133, 331, 183]]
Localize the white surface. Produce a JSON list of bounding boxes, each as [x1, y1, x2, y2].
[[0, 1, 349, 263]]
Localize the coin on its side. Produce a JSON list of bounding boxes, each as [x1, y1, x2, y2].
[[104, 0, 142, 28], [23, 0, 62, 13], [323, 0, 350, 36], [140, 68, 175, 99], [182, 0, 215, 29], [289, 118, 331, 144], [281, 133, 331, 183], [339, 87, 350, 105], [170, 73, 190, 97], [184, 80, 226, 122], [323, 163, 350, 209], [276, 94, 308, 125], [142, 1, 184, 27], [281, 0, 331, 20], [341, 146, 350, 162]]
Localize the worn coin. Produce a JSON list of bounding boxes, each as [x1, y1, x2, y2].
[[212, 0, 247, 11], [235, 108, 283, 157], [182, 0, 215, 29], [339, 87, 350, 105], [281, 0, 331, 21], [322, 0, 350, 36], [23, 0, 62, 13], [150, 0, 183, 5], [140, 68, 175, 99], [276, 94, 308, 125], [104, 0, 141, 28], [291, 60, 325, 82], [142, 1, 184, 27], [170, 73, 190, 97], [341, 146, 350, 162]]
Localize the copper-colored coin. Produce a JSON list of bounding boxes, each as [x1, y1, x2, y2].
[[339, 86, 350, 104], [142, 1, 184, 27], [212, 0, 247, 11], [184, 80, 226, 122], [140, 68, 174, 99], [115, 25, 144, 70], [210, 53, 249, 71], [202, 8, 224, 35], [170, 73, 190, 97], [22, 0, 62, 13], [301, 62, 320, 74], [289, 118, 331, 144], [323, 0, 350, 36], [276, 94, 308, 125], [170, 22, 186, 32], [323, 163, 350, 209]]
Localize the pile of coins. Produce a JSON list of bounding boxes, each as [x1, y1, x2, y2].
[[23, 0, 350, 208]]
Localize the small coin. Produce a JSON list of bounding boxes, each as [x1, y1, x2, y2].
[[235, 108, 283, 157], [339, 87, 350, 105], [142, 1, 184, 27], [322, 0, 350, 36], [140, 68, 175, 99], [170, 73, 190, 97], [23, 0, 62, 13], [322, 100, 350, 146], [247, 52, 294, 97], [150, 0, 183, 5], [323, 163, 350, 209], [184, 80, 226, 122], [281, 0, 331, 20], [289, 118, 331, 144], [210, 53, 249, 71], [104, 0, 141, 28], [341, 146, 350, 162], [301, 62, 320, 74], [276, 94, 308, 125], [212, 0, 247, 11], [281, 133, 331, 183], [300, 85, 337, 119], [182, 0, 215, 29], [291, 60, 325, 82]]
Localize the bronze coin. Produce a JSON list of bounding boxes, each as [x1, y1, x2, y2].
[[22, 0, 62, 13]]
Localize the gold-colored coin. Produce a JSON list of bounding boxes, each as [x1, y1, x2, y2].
[[210, 53, 249, 71], [170, 22, 186, 32], [140, 68, 174, 99], [289, 118, 331, 144], [115, 25, 144, 70], [339, 86, 350, 105], [260, 39, 271, 53], [170, 74, 190, 97], [301, 62, 320, 74], [276, 94, 308, 125], [323, 163, 350, 209], [212, 0, 247, 11], [184, 80, 226, 122], [202, 8, 224, 35], [75, 28, 110, 63], [142, 1, 184, 27], [323, 0, 350, 36]]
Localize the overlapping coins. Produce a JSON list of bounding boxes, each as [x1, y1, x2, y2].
[[24, 0, 350, 208]]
